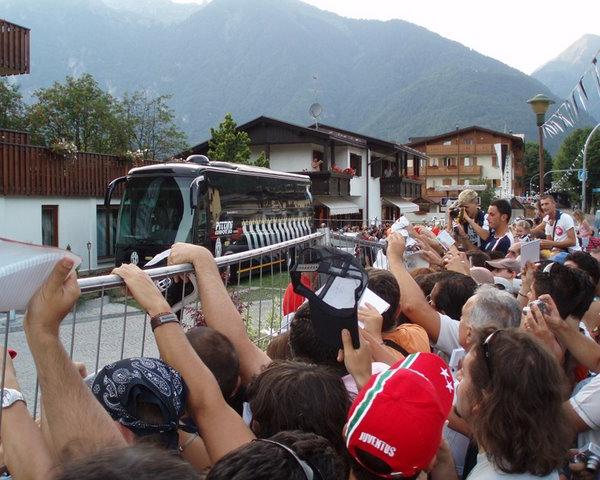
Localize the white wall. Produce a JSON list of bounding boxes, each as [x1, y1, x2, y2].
[[478, 155, 500, 180], [251, 144, 323, 173], [0, 196, 116, 271]]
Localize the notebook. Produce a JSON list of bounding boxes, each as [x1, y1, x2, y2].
[[0, 238, 81, 311]]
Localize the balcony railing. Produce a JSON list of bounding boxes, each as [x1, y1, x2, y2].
[[0, 142, 129, 197], [426, 165, 482, 176], [380, 176, 422, 198], [425, 144, 494, 155], [296, 170, 352, 196], [0, 20, 30, 76]]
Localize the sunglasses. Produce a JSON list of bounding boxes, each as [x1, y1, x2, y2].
[[254, 439, 324, 480], [482, 329, 504, 379]]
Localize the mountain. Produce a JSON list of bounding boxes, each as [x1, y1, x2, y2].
[[3, 0, 595, 153], [100, 0, 205, 25], [533, 34, 600, 123]]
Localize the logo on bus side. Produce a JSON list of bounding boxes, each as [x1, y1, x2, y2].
[[130, 251, 139, 265], [215, 221, 233, 236]]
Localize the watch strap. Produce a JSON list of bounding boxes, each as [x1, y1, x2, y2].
[[150, 312, 179, 331], [1, 388, 25, 409]]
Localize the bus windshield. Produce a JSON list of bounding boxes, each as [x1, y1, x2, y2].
[[116, 175, 194, 248]]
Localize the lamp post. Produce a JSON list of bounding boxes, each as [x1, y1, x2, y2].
[[527, 94, 555, 195]]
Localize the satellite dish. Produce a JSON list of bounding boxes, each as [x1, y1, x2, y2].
[[309, 102, 323, 119]]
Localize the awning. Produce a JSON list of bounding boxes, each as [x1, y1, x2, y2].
[[382, 197, 419, 213], [315, 196, 360, 216]]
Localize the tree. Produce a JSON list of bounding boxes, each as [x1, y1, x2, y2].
[[522, 141, 552, 195], [0, 79, 27, 130], [27, 74, 129, 154], [121, 91, 188, 161], [552, 127, 600, 211], [207, 113, 252, 164]]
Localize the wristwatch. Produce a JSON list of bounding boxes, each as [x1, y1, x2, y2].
[[1, 388, 25, 409], [150, 311, 179, 331]]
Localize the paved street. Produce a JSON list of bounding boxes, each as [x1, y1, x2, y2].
[[3, 290, 281, 413]]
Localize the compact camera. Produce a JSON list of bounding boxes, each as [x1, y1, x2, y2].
[[449, 207, 461, 220], [523, 299, 549, 316], [572, 442, 600, 473]]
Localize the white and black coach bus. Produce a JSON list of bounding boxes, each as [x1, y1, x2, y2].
[[105, 155, 314, 271]]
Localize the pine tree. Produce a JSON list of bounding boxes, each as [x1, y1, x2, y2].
[[207, 113, 251, 164]]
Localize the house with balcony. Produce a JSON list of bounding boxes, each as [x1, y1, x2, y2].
[[0, 129, 130, 271], [406, 126, 525, 205], [184, 116, 428, 226]]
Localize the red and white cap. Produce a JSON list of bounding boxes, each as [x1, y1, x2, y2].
[[344, 352, 454, 478]]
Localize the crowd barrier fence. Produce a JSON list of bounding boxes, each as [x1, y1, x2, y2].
[[0, 229, 385, 428]]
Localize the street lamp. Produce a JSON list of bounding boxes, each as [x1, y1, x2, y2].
[[527, 94, 555, 195]]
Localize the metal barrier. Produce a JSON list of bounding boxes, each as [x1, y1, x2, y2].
[[0, 228, 385, 431], [1, 232, 326, 420]]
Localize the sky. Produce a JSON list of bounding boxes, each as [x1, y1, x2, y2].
[[173, 0, 599, 74]]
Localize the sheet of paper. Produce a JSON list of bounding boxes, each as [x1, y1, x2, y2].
[[436, 230, 456, 250], [520, 239, 540, 267], [359, 287, 390, 314], [0, 237, 81, 311], [320, 276, 361, 309], [144, 248, 171, 267]]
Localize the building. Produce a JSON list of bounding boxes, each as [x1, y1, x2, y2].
[[0, 19, 30, 76], [406, 126, 525, 205], [0, 129, 128, 271], [185, 116, 428, 226]]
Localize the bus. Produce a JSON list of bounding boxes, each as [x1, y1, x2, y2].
[[105, 155, 314, 270]]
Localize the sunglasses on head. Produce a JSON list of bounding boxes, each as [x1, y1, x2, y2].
[[254, 439, 324, 480], [482, 329, 505, 379]]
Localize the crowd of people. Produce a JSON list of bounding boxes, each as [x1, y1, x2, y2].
[[3, 188, 600, 479]]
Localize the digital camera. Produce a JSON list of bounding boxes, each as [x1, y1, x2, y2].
[[449, 207, 461, 219], [523, 299, 549, 316], [572, 442, 600, 473]]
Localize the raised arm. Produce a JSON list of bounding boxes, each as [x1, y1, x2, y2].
[[0, 348, 53, 480], [112, 264, 255, 462], [536, 294, 600, 372], [168, 242, 271, 384], [23, 259, 126, 461], [387, 234, 442, 343]]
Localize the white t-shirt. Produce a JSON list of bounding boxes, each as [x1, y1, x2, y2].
[[544, 212, 580, 250], [467, 453, 558, 479], [570, 374, 600, 448], [433, 313, 460, 357]]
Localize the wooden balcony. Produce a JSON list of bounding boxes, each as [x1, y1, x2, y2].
[[426, 165, 482, 176], [299, 170, 351, 196], [0, 20, 30, 76], [380, 176, 422, 198], [425, 144, 494, 155], [1, 141, 129, 197]]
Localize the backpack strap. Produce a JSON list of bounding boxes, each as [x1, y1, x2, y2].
[[382, 338, 410, 357]]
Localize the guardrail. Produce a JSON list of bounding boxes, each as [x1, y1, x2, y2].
[[1, 232, 327, 421]]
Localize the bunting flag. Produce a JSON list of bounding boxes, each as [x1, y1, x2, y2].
[[593, 57, 600, 97], [542, 48, 600, 138]]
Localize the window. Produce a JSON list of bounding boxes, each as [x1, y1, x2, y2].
[[97, 205, 119, 259], [492, 155, 498, 167], [442, 157, 456, 167], [42, 205, 58, 247], [371, 156, 382, 178], [493, 179, 501, 187], [430, 158, 439, 167], [463, 138, 474, 145], [463, 157, 472, 167], [350, 153, 362, 176], [420, 158, 427, 168], [443, 178, 452, 186], [443, 140, 452, 146]]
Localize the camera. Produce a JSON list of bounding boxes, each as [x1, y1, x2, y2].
[[572, 442, 600, 473], [449, 207, 461, 219], [523, 299, 549, 316]]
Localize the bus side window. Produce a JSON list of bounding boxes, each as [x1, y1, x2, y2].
[[193, 193, 208, 246]]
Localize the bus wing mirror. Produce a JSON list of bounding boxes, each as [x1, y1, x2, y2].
[[190, 176, 205, 211], [105, 176, 127, 208]]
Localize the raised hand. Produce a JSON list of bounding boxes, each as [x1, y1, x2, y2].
[[24, 258, 80, 337], [111, 263, 171, 317]]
